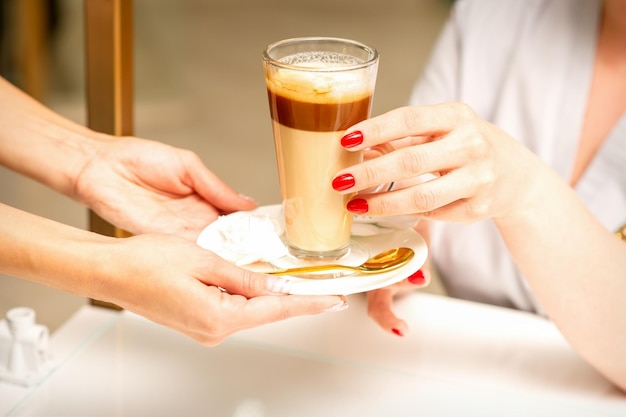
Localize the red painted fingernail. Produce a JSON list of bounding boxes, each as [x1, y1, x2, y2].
[[332, 174, 356, 191], [341, 131, 364, 148], [392, 328, 404, 337], [346, 198, 368, 214], [407, 269, 425, 285]]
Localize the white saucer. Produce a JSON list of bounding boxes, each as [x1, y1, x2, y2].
[[210, 205, 428, 296]]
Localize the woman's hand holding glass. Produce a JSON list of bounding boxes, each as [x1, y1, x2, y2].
[[332, 102, 545, 223], [332, 102, 547, 335]]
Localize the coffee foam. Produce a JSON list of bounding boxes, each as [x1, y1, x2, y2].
[[266, 52, 376, 104], [280, 51, 363, 67]]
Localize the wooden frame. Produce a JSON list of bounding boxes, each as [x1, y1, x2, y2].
[[84, 0, 133, 309], [11, 0, 49, 100]]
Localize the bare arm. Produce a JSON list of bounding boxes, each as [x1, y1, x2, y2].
[[0, 202, 346, 344], [495, 166, 626, 389], [334, 103, 626, 390], [0, 76, 256, 239], [0, 77, 97, 197]]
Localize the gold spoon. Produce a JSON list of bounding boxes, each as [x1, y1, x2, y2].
[[267, 247, 414, 276]]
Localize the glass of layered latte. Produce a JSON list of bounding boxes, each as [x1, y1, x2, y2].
[[263, 37, 379, 260]]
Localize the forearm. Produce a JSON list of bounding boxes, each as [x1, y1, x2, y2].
[[495, 169, 626, 390], [0, 77, 106, 199], [0, 202, 116, 299]]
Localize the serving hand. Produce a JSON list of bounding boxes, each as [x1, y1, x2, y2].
[[74, 136, 256, 241]]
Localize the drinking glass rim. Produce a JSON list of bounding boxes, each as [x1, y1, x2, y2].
[[262, 37, 379, 72]]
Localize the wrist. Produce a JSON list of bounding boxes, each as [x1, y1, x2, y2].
[[80, 237, 129, 304], [64, 131, 110, 202], [492, 152, 554, 225]]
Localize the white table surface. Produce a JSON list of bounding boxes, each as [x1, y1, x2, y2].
[[1, 292, 624, 417]]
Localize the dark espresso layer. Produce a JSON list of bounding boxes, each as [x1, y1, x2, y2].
[[267, 90, 372, 132]]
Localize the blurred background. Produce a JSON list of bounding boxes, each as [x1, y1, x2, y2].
[[0, 0, 451, 331]]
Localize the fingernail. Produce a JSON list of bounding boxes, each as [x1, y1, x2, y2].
[[347, 198, 368, 214], [407, 269, 425, 285], [239, 194, 258, 204], [341, 131, 364, 148], [392, 328, 404, 337], [332, 173, 356, 191], [326, 299, 349, 312], [266, 276, 292, 294]]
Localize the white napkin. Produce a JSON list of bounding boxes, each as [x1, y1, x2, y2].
[[196, 211, 288, 266]]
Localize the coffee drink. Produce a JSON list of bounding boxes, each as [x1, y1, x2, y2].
[[263, 39, 378, 258]]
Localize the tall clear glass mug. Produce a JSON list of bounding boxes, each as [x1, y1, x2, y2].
[[263, 37, 379, 260]]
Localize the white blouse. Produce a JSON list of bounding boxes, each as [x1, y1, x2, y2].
[[409, 0, 626, 312]]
